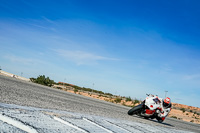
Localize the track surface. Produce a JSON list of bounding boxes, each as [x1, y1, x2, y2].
[[0, 75, 200, 132]]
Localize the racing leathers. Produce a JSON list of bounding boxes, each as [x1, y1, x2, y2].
[[157, 98, 172, 121]]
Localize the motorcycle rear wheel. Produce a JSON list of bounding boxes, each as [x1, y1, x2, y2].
[[128, 104, 143, 115]]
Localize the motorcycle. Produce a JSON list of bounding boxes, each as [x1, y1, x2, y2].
[[128, 94, 165, 123]]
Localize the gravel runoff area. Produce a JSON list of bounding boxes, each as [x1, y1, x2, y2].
[[0, 75, 200, 133]]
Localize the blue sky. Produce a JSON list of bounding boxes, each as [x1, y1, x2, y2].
[[0, 0, 200, 107]]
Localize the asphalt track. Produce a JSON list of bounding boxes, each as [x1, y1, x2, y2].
[[0, 75, 200, 133]]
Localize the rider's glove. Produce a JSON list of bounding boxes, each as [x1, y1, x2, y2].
[[156, 110, 160, 113], [157, 113, 161, 117]]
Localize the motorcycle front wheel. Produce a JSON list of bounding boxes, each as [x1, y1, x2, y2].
[[156, 117, 163, 123]]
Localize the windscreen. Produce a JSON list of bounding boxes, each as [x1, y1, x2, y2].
[[153, 98, 161, 104]]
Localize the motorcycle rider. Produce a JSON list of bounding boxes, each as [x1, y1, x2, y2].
[[157, 97, 172, 122], [128, 94, 171, 123]]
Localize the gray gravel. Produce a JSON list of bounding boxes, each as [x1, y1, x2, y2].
[[0, 75, 200, 132]]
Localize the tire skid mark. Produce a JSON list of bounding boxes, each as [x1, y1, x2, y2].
[[54, 116, 89, 133], [133, 122, 166, 133], [83, 118, 114, 133], [124, 123, 151, 133], [150, 125, 170, 133], [134, 123, 157, 133], [0, 113, 38, 133], [104, 120, 133, 133], [130, 122, 167, 133]]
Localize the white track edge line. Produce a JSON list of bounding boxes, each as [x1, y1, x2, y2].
[[53, 116, 88, 133], [0, 114, 38, 133], [83, 118, 113, 133]]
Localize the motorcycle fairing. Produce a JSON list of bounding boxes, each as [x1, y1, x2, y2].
[[145, 109, 155, 115]]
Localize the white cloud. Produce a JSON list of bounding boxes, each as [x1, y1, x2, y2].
[[4, 55, 44, 65], [29, 24, 49, 30], [183, 74, 200, 80], [158, 65, 173, 74], [55, 49, 118, 65], [42, 17, 56, 24]]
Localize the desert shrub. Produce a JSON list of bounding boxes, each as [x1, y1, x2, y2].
[[98, 91, 104, 94], [126, 96, 132, 102], [124, 104, 134, 107], [134, 99, 140, 104], [197, 113, 200, 115], [30, 75, 55, 87], [171, 116, 177, 119], [93, 89, 104, 94], [105, 93, 113, 96], [180, 108, 186, 113], [81, 87, 104, 94], [190, 120, 194, 123], [74, 86, 82, 91], [30, 78, 36, 82], [190, 110, 193, 113], [194, 111, 197, 114], [56, 87, 62, 90], [105, 99, 110, 102], [115, 97, 122, 103], [74, 89, 78, 93], [186, 113, 189, 115]]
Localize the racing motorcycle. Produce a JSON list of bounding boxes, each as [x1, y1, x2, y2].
[[128, 94, 164, 123]]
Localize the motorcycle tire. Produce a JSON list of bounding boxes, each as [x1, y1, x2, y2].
[[128, 104, 143, 115], [156, 117, 163, 123]]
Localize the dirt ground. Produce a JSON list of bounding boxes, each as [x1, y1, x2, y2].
[[169, 109, 200, 124]]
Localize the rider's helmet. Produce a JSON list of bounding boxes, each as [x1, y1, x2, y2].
[[163, 97, 171, 107]]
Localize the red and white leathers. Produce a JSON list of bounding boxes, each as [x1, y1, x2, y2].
[[157, 98, 171, 121]]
